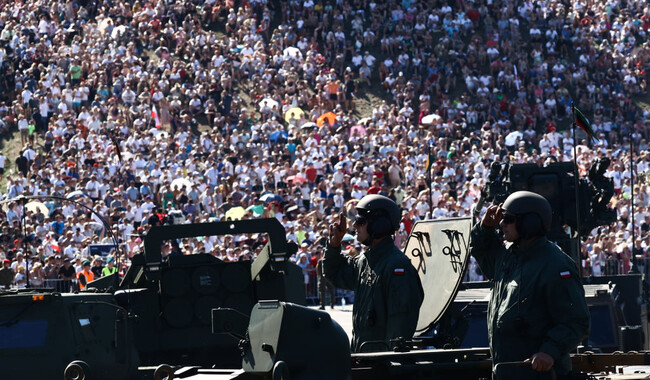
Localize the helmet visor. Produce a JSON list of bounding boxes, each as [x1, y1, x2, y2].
[[501, 213, 517, 225], [353, 214, 368, 226]]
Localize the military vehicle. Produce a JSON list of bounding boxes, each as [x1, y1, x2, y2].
[[0, 217, 305, 379], [0, 289, 138, 380], [106, 218, 305, 368]]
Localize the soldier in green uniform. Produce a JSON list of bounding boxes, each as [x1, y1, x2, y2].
[[324, 194, 424, 353], [470, 191, 590, 379]]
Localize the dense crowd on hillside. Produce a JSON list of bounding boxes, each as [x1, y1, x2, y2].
[[0, 0, 648, 291]]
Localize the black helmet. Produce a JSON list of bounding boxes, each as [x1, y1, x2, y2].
[[502, 191, 552, 238], [356, 194, 401, 238]]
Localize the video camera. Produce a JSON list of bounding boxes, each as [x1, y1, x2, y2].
[[479, 160, 616, 241]]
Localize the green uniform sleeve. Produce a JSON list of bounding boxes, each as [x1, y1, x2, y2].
[[539, 270, 590, 360], [468, 222, 504, 280], [385, 265, 424, 345], [322, 244, 358, 290]]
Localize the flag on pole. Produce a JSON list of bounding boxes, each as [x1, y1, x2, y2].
[[573, 106, 596, 142], [151, 105, 162, 129], [425, 153, 435, 172]]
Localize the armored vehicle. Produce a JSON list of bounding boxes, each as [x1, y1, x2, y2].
[[0, 218, 306, 379], [0, 289, 137, 380], [101, 218, 305, 368]]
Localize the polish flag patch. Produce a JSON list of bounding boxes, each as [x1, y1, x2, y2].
[[394, 268, 405, 276], [560, 271, 571, 279]]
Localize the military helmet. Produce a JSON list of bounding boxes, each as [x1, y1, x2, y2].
[[356, 194, 401, 237], [502, 191, 552, 238]]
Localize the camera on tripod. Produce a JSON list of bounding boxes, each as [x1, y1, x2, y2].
[[480, 160, 616, 242]]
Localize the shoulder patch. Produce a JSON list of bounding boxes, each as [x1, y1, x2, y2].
[[393, 268, 405, 276], [560, 271, 571, 279]]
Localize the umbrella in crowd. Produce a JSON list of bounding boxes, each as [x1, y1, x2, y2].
[[25, 201, 49, 217], [225, 206, 247, 221], [356, 117, 371, 125], [111, 25, 127, 39], [301, 122, 317, 130], [284, 107, 305, 123], [246, 203, 265, 217], [66, 190, 87, 200], [286, 175, 307, 184], [120, 151, 135, 161], [259, 98, 279, 109], [171, 178, 193, 192], [421, 113, 442, 125], [285, 205, 299, 214], [350, 125, 366, 137], [505, 131, 524, 147], [283, 46, 303, 59], [269, 130, 288, 142], [317, 112, 337, 127], [259, 193, 283, 203]]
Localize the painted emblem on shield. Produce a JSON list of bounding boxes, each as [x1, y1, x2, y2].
[[404, 217, 473, 332]]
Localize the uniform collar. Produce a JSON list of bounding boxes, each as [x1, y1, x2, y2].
[[364, 236, 394, 267], [512, 236, 547, 258]]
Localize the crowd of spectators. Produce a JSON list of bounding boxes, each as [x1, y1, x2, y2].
[[0, 0, 648, 292]]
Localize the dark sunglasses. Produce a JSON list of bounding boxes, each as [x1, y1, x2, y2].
[[353, 215, 368, 226], [501, 213, 517, 224]]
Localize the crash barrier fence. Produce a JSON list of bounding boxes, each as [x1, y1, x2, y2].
[[588, 257, 650, 276], [6, 257, 647, 293], [43, 278, 80, 292], [463, 257, 648, 281], [3, 278, 79, 292], [304, 275, 355, 306]]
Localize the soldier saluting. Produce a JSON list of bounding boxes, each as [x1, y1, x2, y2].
[[470, 191, 590, 379], [324, 194, 423, 353]]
